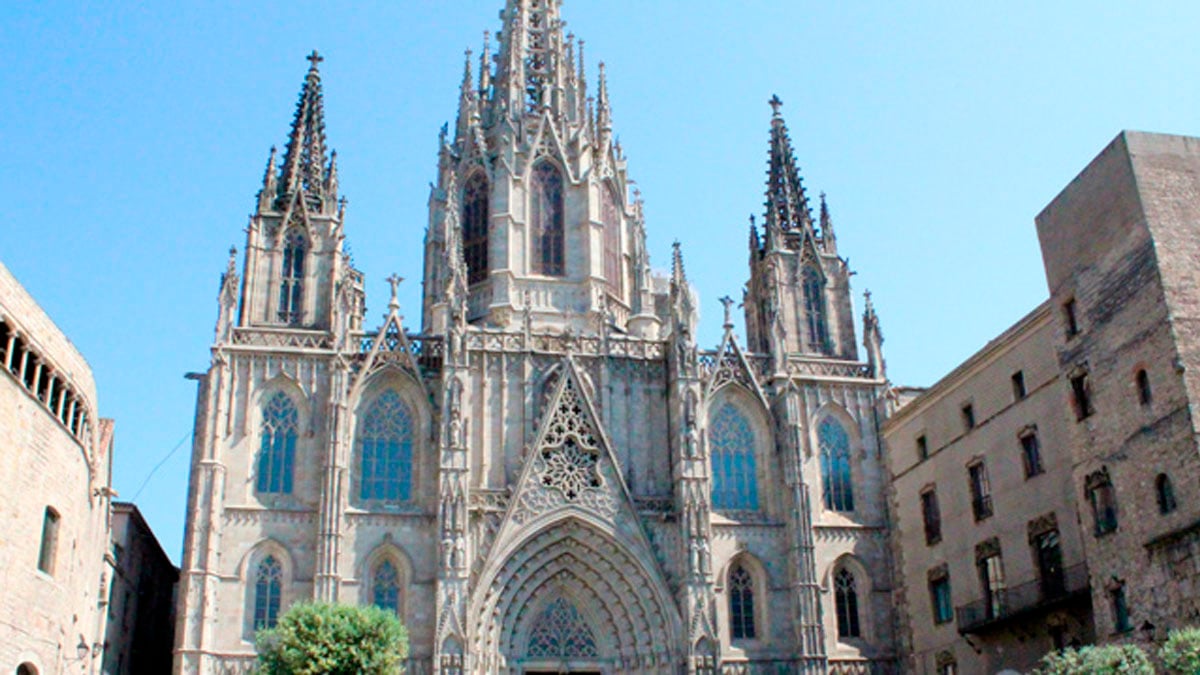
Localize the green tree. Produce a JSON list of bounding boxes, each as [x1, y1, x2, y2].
[[255, 602, 408, 675], [1034, 644, 1154, 675], [1161, 626, 1200, 674]]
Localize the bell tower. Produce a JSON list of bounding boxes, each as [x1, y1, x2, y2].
[[422, 0, 660, 338], [236, 52, 363, 337], [744, 97, 857, 362]]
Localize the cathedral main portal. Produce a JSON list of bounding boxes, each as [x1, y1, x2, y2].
[[471, 516, 683, 675]]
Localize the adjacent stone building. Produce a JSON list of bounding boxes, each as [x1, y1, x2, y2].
[[173, 1, 898, 673], [101, 502, 179, 675], [885, 131, 1200, 674], [0, 261, 115, 675], [884, 303, 1094, 674], [1036, 131, 1200, 642]]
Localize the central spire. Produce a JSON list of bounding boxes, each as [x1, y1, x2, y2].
[[495, 0, 568, 115]]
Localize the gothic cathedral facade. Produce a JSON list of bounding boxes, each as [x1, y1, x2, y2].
[[175, 2, 897, 673]]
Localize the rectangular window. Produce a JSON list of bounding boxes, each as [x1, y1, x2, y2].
[[37, 507, 60, 575], [929, 575, 953, 624], [1110, 584, 1132, 633], [1033, 529, 1065, 599], [969, 462, 993, 521], [961, 403, 975, 431], [978, 553, 1006, 619], [1020, 429, 1044, 478], [921, 489, 942, 545], [1064, 298, 1079, 337], [1071, 371, 1094, 420], [916, 435, 929, 461], [1012, 371, 1026, 400], [1089, 479, 1119, 535]]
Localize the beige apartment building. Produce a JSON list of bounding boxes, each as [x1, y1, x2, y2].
[[885, 303, 1093, 674]]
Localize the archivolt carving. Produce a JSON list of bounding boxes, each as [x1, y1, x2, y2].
[[472, 518, 682, 672]]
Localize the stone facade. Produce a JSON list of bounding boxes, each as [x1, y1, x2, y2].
[[173, 2, 897, 673], [1036, 131, 1200, 642], [884, 131, 1200, 674], [884, 304, 1094, 675], [0, 261, 115, 675], [101, 502, 179, 675]]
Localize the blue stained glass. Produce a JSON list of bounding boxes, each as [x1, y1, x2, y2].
[[359, 390, 414, 502], [820, 418, 854, 512], [257, 392, 298, 494], [709, 402, 759, 510], [278, 228, 306, 324], [729, 564, 756, 639], [254, 555, 283, 630], [372, 560, 401, 614]]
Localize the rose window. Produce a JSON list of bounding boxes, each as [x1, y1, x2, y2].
[[540, 438, 601, 500]]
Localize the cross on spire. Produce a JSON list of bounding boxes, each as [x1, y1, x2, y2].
[[769, 94, 783, 116], [306, 50, 324, 70]]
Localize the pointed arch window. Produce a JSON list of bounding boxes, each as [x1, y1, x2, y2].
[[371, 559, 401, 615], [834, 567, 862, 638], [253, 555, 283, 630], [820, 418, 855, 512], [709, 401, 759, 511], [278, 228, 306, 324], [602, 186, 623, 294], [358, 390, 415, 503], [531, 162, 565, 277], [462, 172, 489, 284], [803, 265, 829, 352], [729, 563, 757, 640], [257, 392, 298, 494]]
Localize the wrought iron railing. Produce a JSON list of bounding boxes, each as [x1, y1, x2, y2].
[[956, 562, 1089, 633]]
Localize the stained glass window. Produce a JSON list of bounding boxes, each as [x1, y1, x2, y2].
[[729, 563, 756, 640], [834, 567, 861, 638], [278, 228, 306, 324], [709, 402, 759, 511], [526, 597, 598, 658], [803, 265, 828, 352], [257, 392, 298, 494], [462, 172, 489, 284], [372, 559, 401, 615], [254, 555, 283, 630], [819, 418, 854, 512], [359, 390, 414, 503], [531, 162, 564, 277], [602, 187, 622, 294]]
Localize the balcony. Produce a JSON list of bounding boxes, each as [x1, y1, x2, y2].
[[956, 563, 1090, 634]]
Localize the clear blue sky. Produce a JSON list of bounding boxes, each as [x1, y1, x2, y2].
[[3, 2, 1198, 564]]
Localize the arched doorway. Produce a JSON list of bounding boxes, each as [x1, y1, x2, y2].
[[472, 515, 683, 674]]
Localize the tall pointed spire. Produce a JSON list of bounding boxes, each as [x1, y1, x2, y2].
[[455, 48, 477, 146], [281, 51, 331, 203], [763, 94, 814, 241]]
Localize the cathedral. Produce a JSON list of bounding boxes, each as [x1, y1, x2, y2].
[[175, 1, 897, 672]]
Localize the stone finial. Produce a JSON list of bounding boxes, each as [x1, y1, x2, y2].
[[307, 50, 324, 70], [720, 296, 735, 328], [769, 94, 783, 116], [386, 274, 404, 312]]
